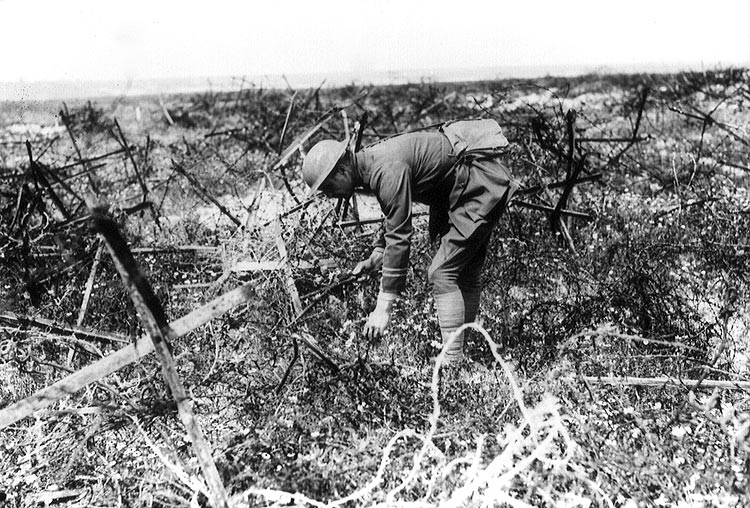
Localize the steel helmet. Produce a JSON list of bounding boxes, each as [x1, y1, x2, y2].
[[302, 139, 348, 194]]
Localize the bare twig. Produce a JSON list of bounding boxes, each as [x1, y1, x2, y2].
[[26, 141, 72, 220], [172, 161, 243, 227]]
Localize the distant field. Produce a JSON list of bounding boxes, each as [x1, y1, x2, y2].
[[0, 61, 722, 102]]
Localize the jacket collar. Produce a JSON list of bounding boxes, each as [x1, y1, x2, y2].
[[352, 150, 369, 190]]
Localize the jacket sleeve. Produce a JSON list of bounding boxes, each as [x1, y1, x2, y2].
[[371, 161, 413, 294]]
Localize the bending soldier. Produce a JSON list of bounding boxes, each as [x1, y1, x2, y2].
[[302, 119, 518, 363]]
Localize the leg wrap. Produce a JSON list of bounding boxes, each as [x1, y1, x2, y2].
[[462, 289, 481, 323], [435, 290, 465, 362]]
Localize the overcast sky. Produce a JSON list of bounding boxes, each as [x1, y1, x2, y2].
[[1, 0, 748, 84]]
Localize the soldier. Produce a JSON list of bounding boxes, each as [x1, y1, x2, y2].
[[302, 119, 518, 362]]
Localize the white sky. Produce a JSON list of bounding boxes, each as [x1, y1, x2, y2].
[[1, 0, 748, 83]]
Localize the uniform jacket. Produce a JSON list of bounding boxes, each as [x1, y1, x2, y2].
[[352, 120, 518, 294]]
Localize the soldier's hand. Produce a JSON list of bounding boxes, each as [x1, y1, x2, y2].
[[352, 248, 384, 276], [352, 258, 372, 276], [364, 308, 390, 339]]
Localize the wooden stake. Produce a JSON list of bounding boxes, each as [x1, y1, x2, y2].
[[60, 105, 100, 194], [159, 95, 175, 126], [113, 119, 149, 200], [274, 225, 339, 373], [76, 240, 103, 328], [89, 206, 229, 508], [520, 139, 578, 252], [67, 239, 105, 365], [277, 91, 297, 154]]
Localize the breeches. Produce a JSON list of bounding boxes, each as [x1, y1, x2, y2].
[[427, 187, 510, 295]]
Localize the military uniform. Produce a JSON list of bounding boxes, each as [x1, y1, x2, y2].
[[352, 120, 518, 297]]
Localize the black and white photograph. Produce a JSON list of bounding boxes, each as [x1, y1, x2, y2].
[[1, 1, 749, 506]]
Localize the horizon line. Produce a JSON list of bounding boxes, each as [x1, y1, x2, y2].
[[2, 60, 747, 103]]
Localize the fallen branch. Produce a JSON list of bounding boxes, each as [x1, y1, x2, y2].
[[131, 245, 219, 255], [577, 136, 648, 143], [0, 312, 129, 344], [583, 375, 750, 390], [511, 200, 593, 221], [231, 260, 314, 272]]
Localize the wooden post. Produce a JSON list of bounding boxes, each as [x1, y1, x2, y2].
[[60, 105, 100, 194], [113, 119, 149, 200], [274, 225, 339, 373], [551, 110, 583, 231], [89, 205, 229, 508], [67, 239, 105, 365]]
